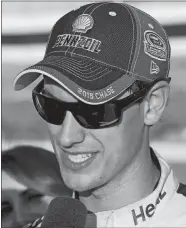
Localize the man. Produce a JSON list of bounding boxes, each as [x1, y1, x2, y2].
[[13, 2, 186, 227]]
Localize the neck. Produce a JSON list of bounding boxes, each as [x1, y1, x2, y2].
[[78, 129, 160, 213]]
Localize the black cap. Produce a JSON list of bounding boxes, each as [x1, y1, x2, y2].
[[13, 2, 171, 105]]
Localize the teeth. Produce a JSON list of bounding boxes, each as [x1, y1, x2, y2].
[[68, 154, 93, 163]]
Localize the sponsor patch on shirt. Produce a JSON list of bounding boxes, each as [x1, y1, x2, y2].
[[131, 190, 167, 226]]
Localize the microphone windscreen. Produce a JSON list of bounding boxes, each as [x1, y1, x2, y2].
[[41, 197, 87, 228]]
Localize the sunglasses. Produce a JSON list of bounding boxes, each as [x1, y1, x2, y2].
[[32, 78, 170, 129]]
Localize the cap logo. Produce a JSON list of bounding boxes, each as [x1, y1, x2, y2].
[[150, 60, 160, 74], [52, 34, 101, 53], [72, 14, 94, 33], [77, 86, 115, 101], [144, 30, 167, 61]]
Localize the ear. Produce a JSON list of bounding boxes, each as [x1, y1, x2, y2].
[[143, 80, 170, 126]]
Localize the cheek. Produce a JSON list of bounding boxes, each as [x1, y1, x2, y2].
[[97, 130, 128, 177], [120, 105, 144, 149], [47, 124, 61, 148], [100, 105, 144, 167], [47, 124, 59, 136]]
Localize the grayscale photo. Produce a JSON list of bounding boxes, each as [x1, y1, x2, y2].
[[2, 1, 186, 227]]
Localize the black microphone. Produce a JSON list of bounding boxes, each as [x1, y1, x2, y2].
[[41, 197, 87, 228]]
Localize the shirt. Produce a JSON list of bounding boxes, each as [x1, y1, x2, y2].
[[23, 149, 186, 227]]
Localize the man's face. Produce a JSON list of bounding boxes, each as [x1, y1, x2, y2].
[[44, 78, 145, 192]]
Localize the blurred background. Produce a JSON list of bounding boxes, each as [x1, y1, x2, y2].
[[2, 1, 186, 227]]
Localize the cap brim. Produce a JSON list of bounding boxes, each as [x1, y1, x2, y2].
[[13, 54, 135, 105]]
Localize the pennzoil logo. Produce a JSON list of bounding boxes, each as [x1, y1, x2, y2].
[[52, 34, 101, 53], [72, 14, 94, 33], [144, 30, 167, 61]]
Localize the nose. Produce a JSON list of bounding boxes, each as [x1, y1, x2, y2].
[[57, 111, 85, 148]]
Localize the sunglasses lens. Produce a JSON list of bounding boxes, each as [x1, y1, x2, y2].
[[100, 103, 120, 127], [75, 103, 119, 129], [33, 93, 66, 125], [74, 105, 103, 129]]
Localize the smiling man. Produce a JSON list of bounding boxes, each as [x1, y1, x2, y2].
[[13, 2, 186, 227]]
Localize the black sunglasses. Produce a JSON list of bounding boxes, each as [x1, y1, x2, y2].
[[32, 78, 170, 129]]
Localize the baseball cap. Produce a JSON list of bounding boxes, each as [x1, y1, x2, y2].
[[13, 2, 171, 105]]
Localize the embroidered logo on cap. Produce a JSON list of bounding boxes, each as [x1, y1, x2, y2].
[[52, 34, 101, 53], [150, 60, 160, 74], [144, 30, 167, 61], [77, 86, 115, 101], [72, 14, 94, 33]]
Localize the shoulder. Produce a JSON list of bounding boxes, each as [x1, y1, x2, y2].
[[166, 182, 186, 225], [23, 216, 44, 228]]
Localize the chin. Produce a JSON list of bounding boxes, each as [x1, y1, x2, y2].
[[64, 180, 92, 192], [61, 171, 101, 193]]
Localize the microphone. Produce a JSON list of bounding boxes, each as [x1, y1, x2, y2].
[[41, 197, 87, 228]]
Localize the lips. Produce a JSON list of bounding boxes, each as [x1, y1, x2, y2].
[[61, 149, 99, 171], [68, 153, 94, 163], [62, 148, 98, 155]]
